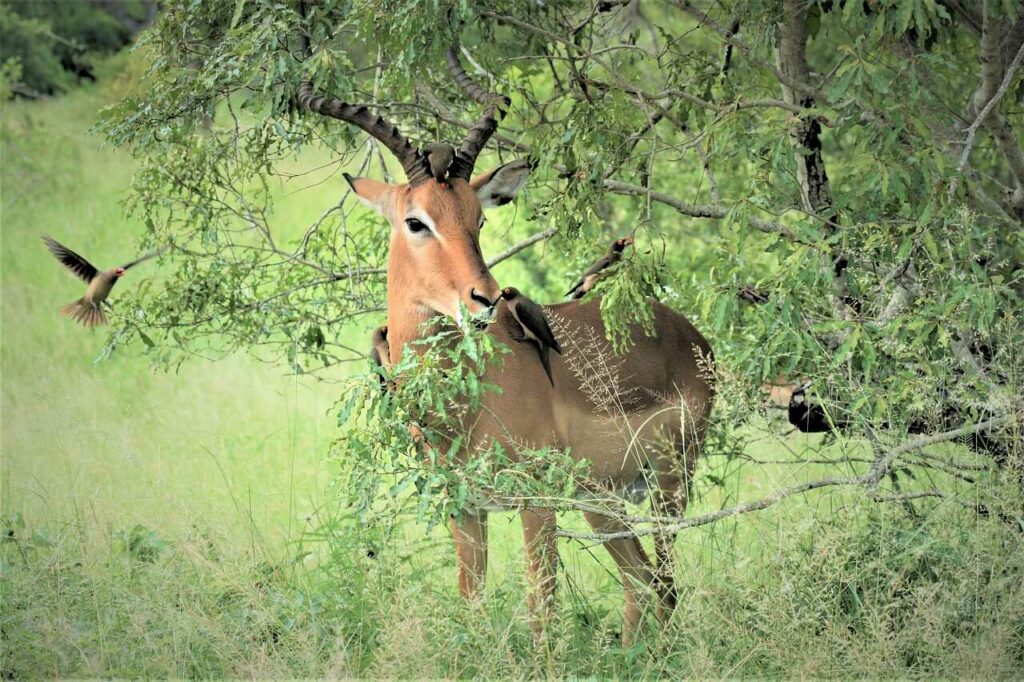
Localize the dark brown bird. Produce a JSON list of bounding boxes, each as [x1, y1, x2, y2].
[[42, 235, 163, 327], [566, 236, 633, 300], [501, 287, 562, 386], [424, 142, 456, 185], [369, 325, 391, 393], [788, 384, 849, 434]]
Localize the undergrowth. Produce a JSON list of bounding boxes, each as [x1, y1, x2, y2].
[[3, 495, 1023, 678]]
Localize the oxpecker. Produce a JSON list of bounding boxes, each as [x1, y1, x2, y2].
[[501, 287, 562, 386], [566, 236, 633, 300], [424, 142, 456, 185], [43, 235, 163, 327]]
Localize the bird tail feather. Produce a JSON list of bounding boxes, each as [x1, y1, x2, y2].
[[60, 299, 107, 327]]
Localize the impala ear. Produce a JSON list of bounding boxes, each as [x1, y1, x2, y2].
[[344, 174, 394, 216], [471, 160, 531, 209]]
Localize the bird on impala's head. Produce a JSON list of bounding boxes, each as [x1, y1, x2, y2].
[[500, 287, 562, 386], [369, 325, 392, 393], [42, 235, 164, 327], [424, 142, 456, 186], [566, 236, 634, 300]]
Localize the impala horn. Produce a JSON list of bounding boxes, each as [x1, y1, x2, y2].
[[445, 45, 511, 181], [296, 2, 431, 185]]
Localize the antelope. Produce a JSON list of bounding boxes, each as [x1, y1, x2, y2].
[[298, 38, 716, 643]]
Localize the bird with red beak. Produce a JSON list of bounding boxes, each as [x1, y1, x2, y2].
[[43, 235, 163, 327]]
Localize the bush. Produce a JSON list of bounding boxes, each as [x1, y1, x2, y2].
[[0, 4, 68, 95], [0, 0, 142, 95]]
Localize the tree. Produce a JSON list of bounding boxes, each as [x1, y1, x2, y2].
[[101, 0, 1023, 533]]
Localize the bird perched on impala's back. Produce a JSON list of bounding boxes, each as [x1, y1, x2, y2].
[[501, 287, 562, 386], [424, 142, 456, 185], [369, 325, 391, 393], [42, 235, 163, 327], [566, 236, 634, 300]]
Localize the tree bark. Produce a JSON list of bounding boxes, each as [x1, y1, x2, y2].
[[775, 0, 855, 318]]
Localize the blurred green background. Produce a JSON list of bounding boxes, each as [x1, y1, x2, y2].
[[2, 54, 333, 551]]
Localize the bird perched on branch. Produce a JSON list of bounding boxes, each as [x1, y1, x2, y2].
[[424, 142, 457, 185], [369, 325, 392, 394], [501, 287, 562, 386], [42, 235, 163, 327], [566, 236, 633, 300]]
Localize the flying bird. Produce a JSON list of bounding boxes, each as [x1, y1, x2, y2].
[[501, 287, 562, 386], [566, 236, 633, 300], [369, 325, 392, 393], [42, 235, 162, 327]]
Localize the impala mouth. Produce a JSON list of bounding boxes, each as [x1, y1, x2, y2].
[[454, 295, 498, 330]]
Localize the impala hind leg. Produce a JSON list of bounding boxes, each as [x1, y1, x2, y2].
[[520, 508, 558, 640], [451, 511, 488, 600], [651, 475, 689, 620], [651, 414, 704, 621], [582, 509, 658, 646]]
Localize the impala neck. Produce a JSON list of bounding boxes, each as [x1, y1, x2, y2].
[[385, 256, 437, 365]]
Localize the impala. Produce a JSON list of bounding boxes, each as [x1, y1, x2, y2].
[[298, 36, 716, 643]]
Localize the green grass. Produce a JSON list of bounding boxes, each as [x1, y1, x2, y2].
[[3, 53, 1023, 678]]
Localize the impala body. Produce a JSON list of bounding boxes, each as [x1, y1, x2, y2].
[[299, 29, 715, 642]]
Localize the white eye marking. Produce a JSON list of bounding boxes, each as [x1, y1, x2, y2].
[[401, 208, 438, 240], [404, 209, 443, 243]]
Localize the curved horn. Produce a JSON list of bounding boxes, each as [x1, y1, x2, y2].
[[446, 46, 511, 181], [297, 4, 430, 185]]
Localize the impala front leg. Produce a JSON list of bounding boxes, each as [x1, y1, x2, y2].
[[451, 510, 488, 600], [521, 508, 558, 640]]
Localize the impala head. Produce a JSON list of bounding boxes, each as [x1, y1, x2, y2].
[[345, 159, 530, 322], [297, 23, 530, 327]]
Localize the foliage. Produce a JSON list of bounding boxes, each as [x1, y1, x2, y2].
[[0, 0, 144, 95], [95, 0, 1023, 521], [4, 489, 1024, 678], [335, 318, 590, 528], [0, 3, 68, 94]]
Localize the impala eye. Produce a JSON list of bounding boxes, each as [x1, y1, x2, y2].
[[405, 218, 430, 235]]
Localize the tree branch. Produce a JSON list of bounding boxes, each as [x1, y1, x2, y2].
[[950, 39, 1024, 196], [486, 227, 558, 268], [557, 417, 1013, 540], [600, 179, 804, 243]]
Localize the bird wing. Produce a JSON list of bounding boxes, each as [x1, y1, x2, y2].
[[120, 245, 168, 270], [517, 301, 561, 354], [120, 246, 167, 270], [42, 235, 99, 283], [582, 253, 613, 278], [565, 277, 586, 297], [566, 254, 612, 296]]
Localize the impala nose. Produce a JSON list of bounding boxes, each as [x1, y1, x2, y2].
[[469, 287, 497, 310]]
